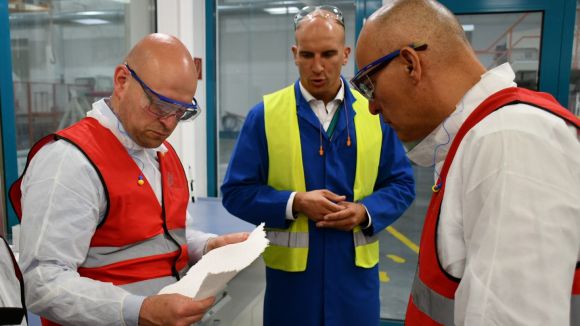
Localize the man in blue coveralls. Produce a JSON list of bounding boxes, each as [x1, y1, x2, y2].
[[221, 5, 415, 326]]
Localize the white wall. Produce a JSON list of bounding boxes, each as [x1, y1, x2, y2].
[[157, 0, 208, 197]]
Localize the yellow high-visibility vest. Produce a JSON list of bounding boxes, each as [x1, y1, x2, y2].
[[262, 83, 382, 272]]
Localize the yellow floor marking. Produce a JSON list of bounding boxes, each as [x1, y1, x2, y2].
[[379, 271, 390, 283], [386, 226, 419, 254], [386, 254, 406, 263]]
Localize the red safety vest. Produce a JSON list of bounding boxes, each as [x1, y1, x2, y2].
[[405, 87, 580, 325], [10, 118, 190, 326]]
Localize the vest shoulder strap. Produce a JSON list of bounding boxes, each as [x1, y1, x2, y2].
[[438, 87, 579, 188]]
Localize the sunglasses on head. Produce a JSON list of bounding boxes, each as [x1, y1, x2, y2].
[[293, 5, 344, 30]]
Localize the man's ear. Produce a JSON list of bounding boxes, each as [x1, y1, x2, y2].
[[291, 45, 299, 65], [113, 65, 130, 96], [400, 47, 422, 83], [343, 46, 351, 65]]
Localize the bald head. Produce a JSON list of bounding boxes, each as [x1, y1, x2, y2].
[[360, 0, 471, 66], [354, 0, 486, 142], [124, 33, 197, 101], [110, 33, 198, 148]]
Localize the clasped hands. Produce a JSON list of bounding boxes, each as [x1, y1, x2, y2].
[[292, 189, 369, 231]]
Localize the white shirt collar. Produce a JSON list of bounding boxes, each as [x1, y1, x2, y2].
[[407, 63, 517, 167], [299, 79, 345, 104], [86, 99, 168, 153]]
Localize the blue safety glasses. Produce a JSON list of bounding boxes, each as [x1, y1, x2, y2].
[[350, 42, 428, 100], [125, 64, 201, 121]]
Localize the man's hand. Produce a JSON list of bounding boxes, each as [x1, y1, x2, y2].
[[205, 232, 249, 253], [138, 294, 215, 326], [316, 201, 369, 231], [293, 190, 346, 222]]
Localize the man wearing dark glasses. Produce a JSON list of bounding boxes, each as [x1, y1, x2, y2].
[[355, 1, 580, 325], [222, 5, 415, 326], [11, 34, 247, 325]]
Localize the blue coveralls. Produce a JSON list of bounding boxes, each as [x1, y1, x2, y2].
[[222, 79, 415, 326]]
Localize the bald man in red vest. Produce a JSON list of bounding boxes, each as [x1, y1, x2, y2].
[[12, 33, 247, 326]]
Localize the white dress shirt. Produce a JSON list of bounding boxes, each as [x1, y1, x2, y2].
[[299, 80, 345, 132], [18, 99, 213, 326], [408, 63, 580, 325]]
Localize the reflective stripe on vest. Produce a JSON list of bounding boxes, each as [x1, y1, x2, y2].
[[410, 273, 454, 325], [82, 229, 186, 267], [266, 229, 309, 248], [78, 229, 188, 287], [262, 83, 382, 272], [406, 87, 580, 325]]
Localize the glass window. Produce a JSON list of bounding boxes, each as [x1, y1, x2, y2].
[[216, 0, 357, 189], [569, 1, 580, 116], [9, 0, 156, 174], [458, 12, 542, 90]]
